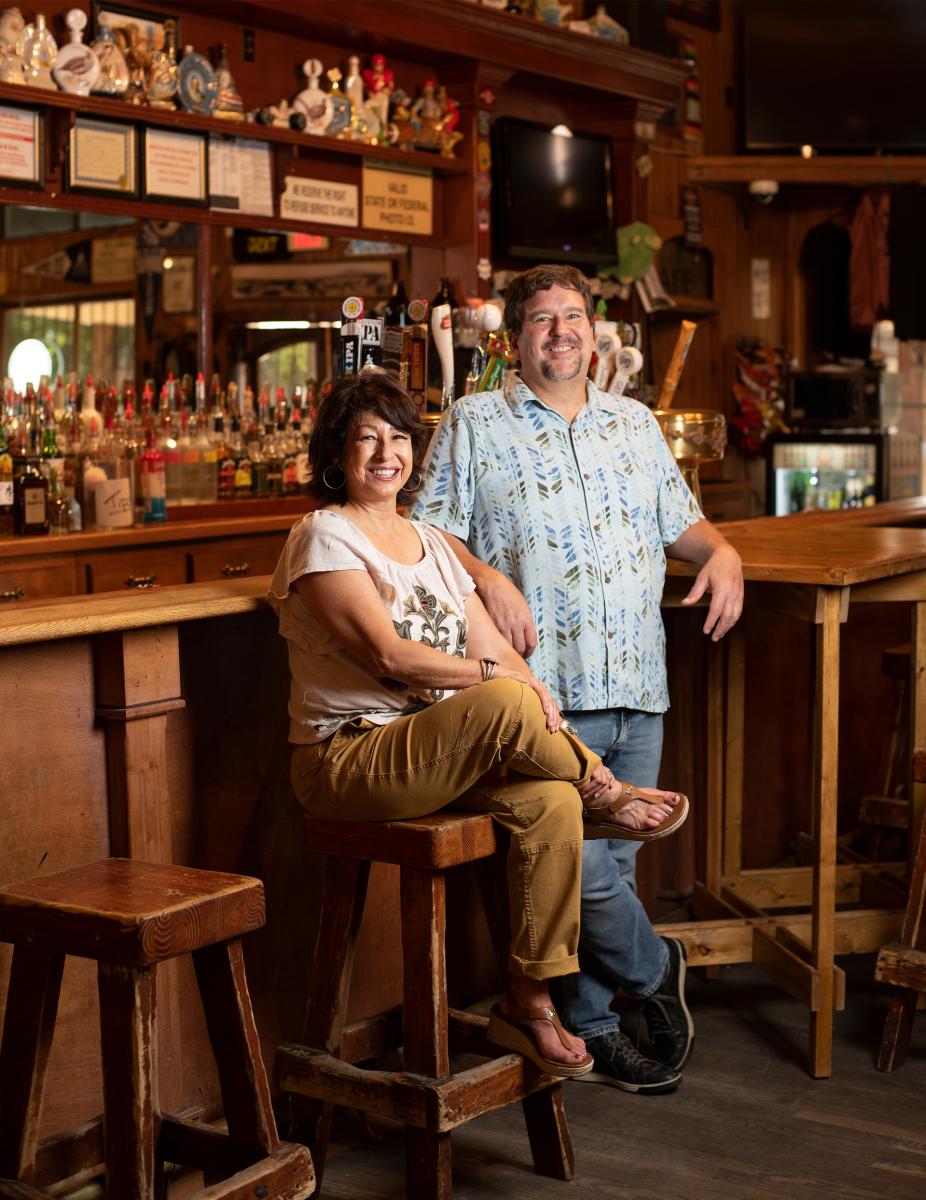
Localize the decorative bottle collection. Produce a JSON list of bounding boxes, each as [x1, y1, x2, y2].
[[0, 371, 318, 538]]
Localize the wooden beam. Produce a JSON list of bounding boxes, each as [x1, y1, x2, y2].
[[875, 944, 926, 991], [723, 625, 745, 877], [722, 862, 906, 908]]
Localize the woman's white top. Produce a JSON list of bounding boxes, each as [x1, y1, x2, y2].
[[268, 508, 476, 744]]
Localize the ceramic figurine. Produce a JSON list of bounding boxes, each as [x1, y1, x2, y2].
[[325, 67, 352, 136], [586, 3, 629, 42], [0, 40, 23, 83], [532, 0, 571, 25], [177, 45, 218, 115], [211, 42, 244, 120], [20, 11, 56, 90], [362, 53, 393, 131], [90, 23, 128, 96], [52, 9, 99, 96], [0, 6, 24, 49], [145, 17, 178, 108], [343, 53, 363, 112], [255, 98, 305, 130], [116, 22, 150, 103], [293, 58, 333, 135], [0, 7, 24, 84]]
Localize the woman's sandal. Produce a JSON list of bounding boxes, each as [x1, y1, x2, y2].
[[582, 783, 690, 842], [486, 1002, 594, 1078]]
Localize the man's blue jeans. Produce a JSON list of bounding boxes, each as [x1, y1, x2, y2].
[[551, 709, 670, 1040]]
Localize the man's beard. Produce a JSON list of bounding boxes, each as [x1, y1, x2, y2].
[[540, 348, 583, 382]]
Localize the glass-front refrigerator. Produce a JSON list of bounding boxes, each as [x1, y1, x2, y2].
[[765, 430, 920, 515]]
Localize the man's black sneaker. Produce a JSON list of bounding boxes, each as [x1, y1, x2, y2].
[[573, 1029, 681, 1094], [642, 936, 694, 1071]]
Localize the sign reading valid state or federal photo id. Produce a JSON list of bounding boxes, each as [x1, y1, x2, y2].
[[280, 176, 358, 227], [362, 161, 432, 236]]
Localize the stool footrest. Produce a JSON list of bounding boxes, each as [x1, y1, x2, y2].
[[277, 1043, 557, 1134], [196, 1144, 314, 1200]]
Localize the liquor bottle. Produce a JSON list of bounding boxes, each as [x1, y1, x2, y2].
[[46, 467, 70, 536], [197, 409, 218, 503], [0, 422, 13, 536], [431, 276, 458, 312], [248, 419, 269, 499], [139, 427, 167, 523], [178, 410, 201, 504], [13, 459, 48, 535], [157, 387, 182, 506], [215, 412, 236, 501], [265, 417, 284, 498], [291, 405, 310, 494], [79, 372, 98, 436], [280, 413, 299, 495], [384, 279, 410, 327], [231, 413, 252, 498], [40, 414, 65, 487]]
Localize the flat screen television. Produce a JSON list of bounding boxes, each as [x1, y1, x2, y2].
[[741, 1, 926, 153], [492, 118, 616, 265]]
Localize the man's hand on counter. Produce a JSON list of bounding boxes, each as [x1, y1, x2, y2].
[[668, 520, 744, 642]]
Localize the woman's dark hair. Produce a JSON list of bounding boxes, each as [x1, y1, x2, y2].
[[307, 370, 428, 506]]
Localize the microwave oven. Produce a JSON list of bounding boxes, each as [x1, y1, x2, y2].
[[786, 369, 885, 429]]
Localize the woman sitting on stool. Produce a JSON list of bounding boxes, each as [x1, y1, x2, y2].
[[269, 370, 688, 1078]]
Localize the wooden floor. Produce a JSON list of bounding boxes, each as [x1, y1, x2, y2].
[[315, 956, 926, 1200]]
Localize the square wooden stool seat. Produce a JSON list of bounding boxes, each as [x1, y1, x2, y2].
[[276, 812, 575, 1200], [0, 858, 314, 1200]]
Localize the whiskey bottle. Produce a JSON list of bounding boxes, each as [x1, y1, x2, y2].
[[14, 460, 48, 535]]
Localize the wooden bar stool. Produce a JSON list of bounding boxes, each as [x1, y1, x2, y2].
[[876, 749, 926, 1071], [276, 812, 575, 1200], [0, 858, 314, 1199]]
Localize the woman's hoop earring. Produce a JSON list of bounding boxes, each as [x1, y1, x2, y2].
[[321, 464, 346, 490], [405, 469, 423, 491]]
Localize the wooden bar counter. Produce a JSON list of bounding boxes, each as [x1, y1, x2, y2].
[[662, 500, 926, 1078], [2, 500, 926, 1141]]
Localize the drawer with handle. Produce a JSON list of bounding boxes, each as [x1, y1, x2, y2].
[[80, 545, 190, 593], [0, 556, 79, 604], [189, 534, 286, 582]]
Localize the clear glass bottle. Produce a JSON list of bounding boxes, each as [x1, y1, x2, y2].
[[139, 427, 167, 523]]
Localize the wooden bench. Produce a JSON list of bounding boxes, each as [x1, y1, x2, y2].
[[276, 811, 576, 1200], [0, 858, 314, 1199]]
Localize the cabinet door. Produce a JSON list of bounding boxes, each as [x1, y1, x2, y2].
[[189, 534, 287, 582], [0, 555, 79, 605], [80, 545, 190, 593]]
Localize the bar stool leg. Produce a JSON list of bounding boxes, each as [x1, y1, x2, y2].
[[192, 938, 279, 1181], [97, 962, 161, 1200], [877, 992, 918, 1071], [522, 1086, 574, 1180], [294, 855, 371, 1185], [401, 867, 451, 1200], [0, 948, 64, 1183]]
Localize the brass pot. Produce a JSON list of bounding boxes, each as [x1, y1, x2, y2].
[[653, 409, 727, 467]]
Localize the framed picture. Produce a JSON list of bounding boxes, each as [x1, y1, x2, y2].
[[161, 255, 196, 313], [0, 103, 43, 188], [142, 128, 207, 206], [67, 116, 137, 197], [92, 2, 179, 52]]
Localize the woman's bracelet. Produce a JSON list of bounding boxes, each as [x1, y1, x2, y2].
[[479, 657, 498, 682]]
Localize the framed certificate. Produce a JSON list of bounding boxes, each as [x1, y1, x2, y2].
[[67, 116, 137, 196], [142, 128, 207, 206], [0, 104, 42, 187]]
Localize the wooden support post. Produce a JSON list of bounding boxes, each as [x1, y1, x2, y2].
[[909, 602, 926, 860], [400, 867, 451, 1200], [809, 587, 841, 1077], [705, 640, 725, 894], [723, 623, 746, 878]]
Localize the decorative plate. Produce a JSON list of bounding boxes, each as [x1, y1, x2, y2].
[[178, 51, 218, 116]]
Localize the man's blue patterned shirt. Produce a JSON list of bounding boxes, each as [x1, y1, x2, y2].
[[410, 376, 702, 713]]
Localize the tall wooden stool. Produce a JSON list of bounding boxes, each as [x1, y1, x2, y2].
[[277, 812, 575, 1200], [0, 858, 314, 1199], [875, 749, 926, 1071]]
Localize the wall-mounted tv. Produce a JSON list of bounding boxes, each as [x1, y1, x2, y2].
[[492, 118, 616, 265], [741, 1, 926, 153]]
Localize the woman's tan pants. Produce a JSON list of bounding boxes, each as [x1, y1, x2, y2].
[[291, 677, 602, 981]]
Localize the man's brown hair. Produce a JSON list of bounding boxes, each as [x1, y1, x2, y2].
[[503, 265, 596, 333]]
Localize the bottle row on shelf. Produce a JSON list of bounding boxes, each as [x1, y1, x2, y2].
[[0, 371, 317, 538]]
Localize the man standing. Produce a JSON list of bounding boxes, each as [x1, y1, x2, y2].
[[412, 264, 743, 1093]]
